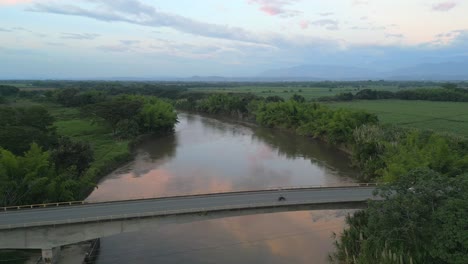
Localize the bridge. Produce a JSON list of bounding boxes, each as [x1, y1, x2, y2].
[[0, 185, 376, 263]]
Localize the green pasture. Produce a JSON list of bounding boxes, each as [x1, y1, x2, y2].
[[328, 100, 468, 136], [191, 85, 429, 100]]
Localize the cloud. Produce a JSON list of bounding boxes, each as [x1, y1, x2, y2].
[[12, 26, 32, 32], [350, 23, 387, 31], [352, 0, 369, 6], [319, 12, 333, 16], [300, 19, 340, 30], [0, 27, 13, 32], [0, 0, 35, 5], [385, 33, 404, 38], [30, 0, 272, 45], [350, 26, 368, 30], [432, 29, 467, 45], [120, 40, 140, 46], [96, 44, 131, 53], [299, 20, 309, 30], [247, 0, 300, 17], [46, 42, 67, 47], [60, 33, 100, 40], [311, 19, 339, 30], [432, 1, 457, 11]]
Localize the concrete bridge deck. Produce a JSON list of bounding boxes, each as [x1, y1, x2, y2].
[[0, 186, 377, 263], [0, 186, 376, 230]]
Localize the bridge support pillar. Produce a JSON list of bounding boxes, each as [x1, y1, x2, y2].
[[42, 247, 61, 264]]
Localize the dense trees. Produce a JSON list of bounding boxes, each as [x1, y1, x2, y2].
[[255, 100, 378, 144], [51, 137, 94, 176], [352, 125, 468, 181], [0, 87, 178, 206], [0, 144, 83, 206], [331, 168, 468, 264], [0, 105, 97, 206], [176, 93, 260, 119], [0, 106, 56, 155], [83, 98, 143, 135], [83, 96, 177, 138], [319, 84, 468, 102], [0, 85, 19, 97], [52, 83, 192, 106], [291, 94, 306, 103], [55, 88, 108, 107], [137, 97, 178, 134]]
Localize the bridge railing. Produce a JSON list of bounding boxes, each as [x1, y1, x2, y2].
[[0, 198, 371, 230], [1, 183, 378, 212], [1, 201, 86, 212]]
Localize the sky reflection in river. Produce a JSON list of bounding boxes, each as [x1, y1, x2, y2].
[[89, 113, 358, 264]]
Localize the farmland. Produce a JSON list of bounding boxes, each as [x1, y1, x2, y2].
[[191, 84, 430, 100], [328, 100, 468, 137]]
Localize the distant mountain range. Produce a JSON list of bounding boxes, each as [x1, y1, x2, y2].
[[258, 61, 468, 81], [34, 60, 468, 82], [155, 61, 468, 82]]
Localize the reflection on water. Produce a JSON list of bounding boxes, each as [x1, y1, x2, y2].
[[89, 113, 358, 264]]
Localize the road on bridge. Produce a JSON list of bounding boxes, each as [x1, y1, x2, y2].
[[0, 187, 376, 229]]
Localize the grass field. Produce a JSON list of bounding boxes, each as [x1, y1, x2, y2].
[[191, 85, 430, 100], [328, 100, 468, 137], [46, 105, 131, 175], [7, 99, 132, 177]]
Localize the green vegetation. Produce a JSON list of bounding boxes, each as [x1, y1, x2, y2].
[[0, 250, 36, 264], [255, 100, 378, 144], [320, 83, 468, 102], [176, 93, 468, 181], [176, 92, 467, 262], [50, 106, 131, 187], [0, 143, 86, 205], [0, 91, 178, 206], [0, 105, 57, 155], [353, 125, 468, 181], [330, 168, 468, 264], [328, 100, 468, 136], [0, 85, 20, 97], [192, 85, 399, 100], [1, 80, 467, 262]]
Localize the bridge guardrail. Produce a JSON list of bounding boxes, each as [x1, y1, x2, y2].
[[1, 201, 86, 212], [0, 198, 372, 230], [1, 183, 378, 212]]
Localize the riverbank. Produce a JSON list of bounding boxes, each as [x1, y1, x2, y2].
[[175, 94, 468, 182], [45, 104, 134, 198], [85, 112, 358, 264], [179, 109, 355, 156]]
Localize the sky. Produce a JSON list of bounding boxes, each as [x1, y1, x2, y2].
[[0, 0, 467, 78]]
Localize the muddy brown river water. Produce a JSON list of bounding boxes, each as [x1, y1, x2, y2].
[[87, 112, 359, 264]]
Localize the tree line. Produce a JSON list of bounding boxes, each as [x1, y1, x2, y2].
[[0, 89, 178, 206], [2, 83, 466, 261], [319, 83, 468, 102]]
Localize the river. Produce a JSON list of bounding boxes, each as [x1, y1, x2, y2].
[[86, 112, 359, 264]]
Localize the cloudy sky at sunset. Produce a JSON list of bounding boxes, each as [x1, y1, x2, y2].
[[1, 0, 467, 78]]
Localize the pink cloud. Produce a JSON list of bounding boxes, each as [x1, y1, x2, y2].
[[248, 0, 300, 17], [260, 5, 282, 15], [432, 1, 457, 11], [0, 0, 35, 5], [299, 20, 309, 29]]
